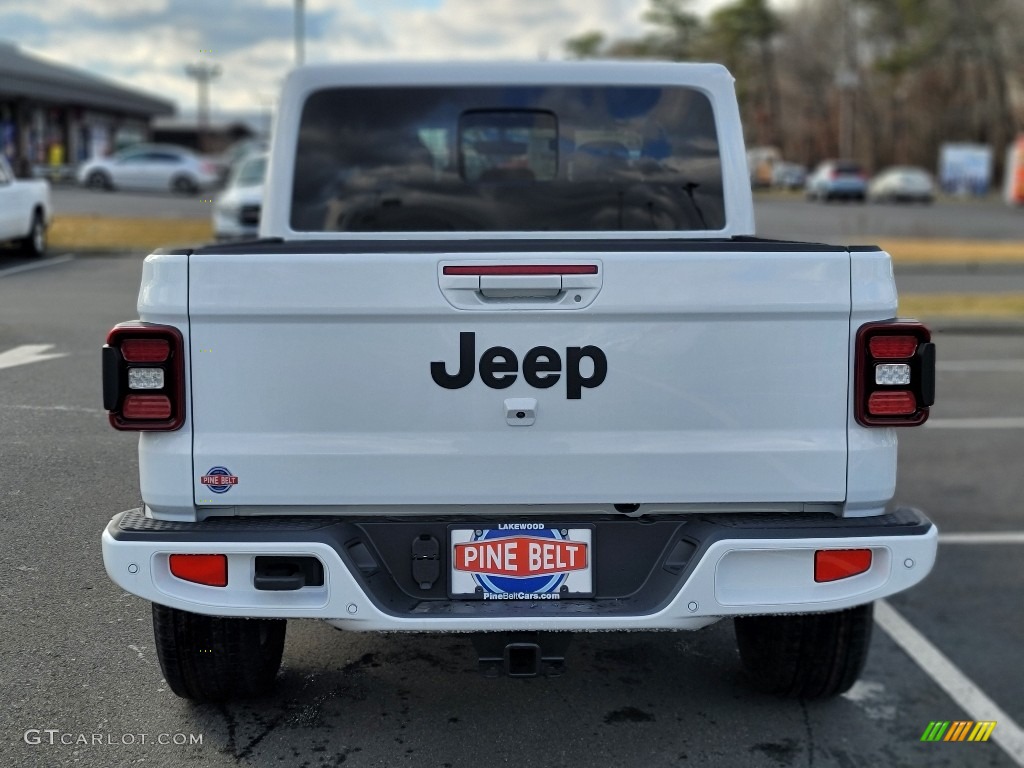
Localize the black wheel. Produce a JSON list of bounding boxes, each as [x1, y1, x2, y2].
[[86, 170, 112, 190], [171, 175, 198, 194], [734, 603, 873, 699], [152, 604, 286, 702], [20, 210, 46, 258]]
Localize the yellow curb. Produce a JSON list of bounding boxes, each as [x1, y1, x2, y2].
[[900, 293, 1024, 318], [49, 215, 213, 250]]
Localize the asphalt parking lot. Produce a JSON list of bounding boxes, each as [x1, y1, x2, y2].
[[0, 251, 1021, 768], [755, 194, 1024, 242]]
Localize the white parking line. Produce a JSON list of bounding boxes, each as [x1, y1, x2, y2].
[[939, 532, 1024, 545], [0, 344, 67, 371], [0, 403, 103, 415], [0, 254, 74, 278], [876, 600, 1024, 766], [925, 418, 1024, 429], [939, 360, 1024, 373]]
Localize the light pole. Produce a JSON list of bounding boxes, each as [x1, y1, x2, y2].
[[835, 0, 858, 159], [184, 62, 222, 153], [295, 0, 305, 66]]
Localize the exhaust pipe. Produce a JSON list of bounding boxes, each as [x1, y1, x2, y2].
[[472, 632, 572, 678]]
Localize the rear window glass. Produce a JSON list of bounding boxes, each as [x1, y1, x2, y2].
[[291, 86, 725, 233]]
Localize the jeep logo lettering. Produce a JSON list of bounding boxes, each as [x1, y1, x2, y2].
[[431, 332, 607, 399]]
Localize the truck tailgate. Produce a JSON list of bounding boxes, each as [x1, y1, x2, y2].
[[188, 245, 851, 509]]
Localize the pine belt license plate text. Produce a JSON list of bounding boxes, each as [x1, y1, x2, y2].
[[449, 524, 594, 600]]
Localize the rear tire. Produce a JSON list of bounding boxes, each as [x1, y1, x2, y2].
[[86, 170, 112, 191], [20, 210, 46, 258], [171, 175, 198, 194], [152, 604, 286, 702], [734, 603, 873, 699]]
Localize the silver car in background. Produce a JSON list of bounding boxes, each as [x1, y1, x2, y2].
[[868, 166, 936, 204], [76, 144, 220, 194], [771, 161, 807, 190], [213, 152, 266, 240], [805, 159, 867, 202]]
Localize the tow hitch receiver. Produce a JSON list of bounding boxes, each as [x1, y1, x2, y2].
[[472, 632, 573, 678]]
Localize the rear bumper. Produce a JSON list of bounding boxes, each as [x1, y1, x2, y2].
[[102, 508, 937, 631]]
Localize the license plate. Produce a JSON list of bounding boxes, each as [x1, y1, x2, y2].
[[449, 524, 594, 600]]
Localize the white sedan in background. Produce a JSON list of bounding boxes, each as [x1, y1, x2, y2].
[[213, 152, 266, 240], [77, 144, 220, 194], [0, 155, 51, 257], [868, 166, 936, 204]]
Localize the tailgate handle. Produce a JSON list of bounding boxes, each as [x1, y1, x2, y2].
[[440, 264, 602, 308], [479, 275, 561, 298]]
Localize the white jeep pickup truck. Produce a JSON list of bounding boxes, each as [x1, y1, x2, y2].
[[0, 155, 50, 258], [101, 62, 938, 702]]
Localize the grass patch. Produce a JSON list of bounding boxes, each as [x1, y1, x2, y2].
[[900, 293, 1024, 318], [867, 239, 1024, 264], [45, 215, 1024, 269], [49, 216, 213, 251]]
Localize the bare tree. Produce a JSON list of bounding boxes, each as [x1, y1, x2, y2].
[[563, 0, 1024, 181], [701, 0, 783, 147]]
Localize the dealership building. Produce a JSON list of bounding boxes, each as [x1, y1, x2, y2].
[[0, 40, 174, 175]]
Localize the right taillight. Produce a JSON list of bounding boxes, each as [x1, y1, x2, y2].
[[855, 320, 935, 426], [103, 323, 185, 431]]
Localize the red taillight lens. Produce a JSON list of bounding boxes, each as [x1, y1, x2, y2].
[[169, 554, 228, 587], [103, 323, 185, 431], [855, 320, 934, 427], [814, 549, 872, 582], [121, 338, 170, 362], [868, 391, 917, 415], [869, 336, 917, 359], [122, 394, 172, 419]]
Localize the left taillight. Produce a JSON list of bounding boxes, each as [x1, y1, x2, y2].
[[854, 320, 935, 427], [103, 323, 185, 431]]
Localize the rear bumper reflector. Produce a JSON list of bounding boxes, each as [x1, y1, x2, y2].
[[814, 549, 872, 582], [169, 554, 228, 587]]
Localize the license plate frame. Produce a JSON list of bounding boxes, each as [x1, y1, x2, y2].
[[448, 523, 594, 600]]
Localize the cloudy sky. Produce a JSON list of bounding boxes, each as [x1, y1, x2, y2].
[[2, 0, 755, 118]]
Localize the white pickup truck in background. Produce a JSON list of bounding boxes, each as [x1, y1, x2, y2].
[[0, 155, 50, 257], [100, 62, 938, 703]]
